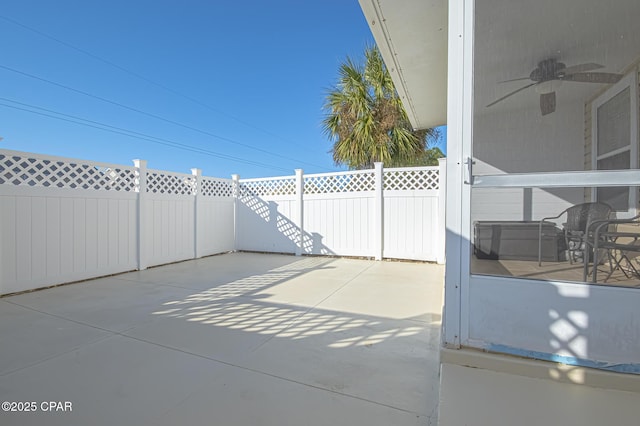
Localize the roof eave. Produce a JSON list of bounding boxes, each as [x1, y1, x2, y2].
[[358, 0, 448, 129]]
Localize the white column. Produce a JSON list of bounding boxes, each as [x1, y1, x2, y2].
[[442, 0, 473, 349], [232, 174, 240, 252], [191, 168, 202, 259], [295, 169, 304, 256], [374, 162, 384, 260], [133, 159, 148, 270], [437, 157, 447, 264]]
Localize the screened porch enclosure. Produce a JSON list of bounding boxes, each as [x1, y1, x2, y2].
[[358, 0, 640, 423], [470, 0, 640, 288], [459, 0, 640, 372]]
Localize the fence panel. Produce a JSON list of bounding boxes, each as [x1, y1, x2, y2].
[[0, 150, 138, 294], [236, 176, 299, 254], [197, 177, 235, 256], [143, 169, 196, 267], [383, 167, 441, 261], [303, 170, 376, 257]]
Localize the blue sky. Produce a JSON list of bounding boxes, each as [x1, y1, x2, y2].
[[1, 1, 444, 178]]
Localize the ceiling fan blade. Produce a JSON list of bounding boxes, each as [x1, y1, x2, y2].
[[498, 76, 532, 83], [562, 72, 623, 84], [561, 63, 604, 75], [486, 82, 537, 107], [540, 92, 556, 116]]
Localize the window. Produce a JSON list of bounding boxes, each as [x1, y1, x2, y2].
[[592, 71, 639, 216]]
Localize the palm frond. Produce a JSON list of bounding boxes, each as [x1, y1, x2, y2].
[[322, 45, 443, 169]]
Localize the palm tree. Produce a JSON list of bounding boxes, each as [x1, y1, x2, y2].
[[322, 45, 441, 169]]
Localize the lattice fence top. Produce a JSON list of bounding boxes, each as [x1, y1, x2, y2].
[[200, 177, 233, 197], [146, 170, 196, 195], [1, 150, 441, 196], [0, 152, 137, 191], [240, 177, 296, 197], [384, 168, 439, 191], [304, 171, 375, 194]]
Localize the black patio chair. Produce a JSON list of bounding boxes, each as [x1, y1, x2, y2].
[[584, 215, 640, 283], [538, 202, 612, 266]]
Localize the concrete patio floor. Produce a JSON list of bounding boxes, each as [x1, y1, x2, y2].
[[0, 252, 444, 426]]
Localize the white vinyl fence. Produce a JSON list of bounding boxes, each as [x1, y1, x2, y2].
[[0, 151, 234, 294], [0, 149, 444, 295], [235, 162, 446, 261]]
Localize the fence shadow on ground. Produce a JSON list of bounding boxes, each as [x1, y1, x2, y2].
[[237, 195, 334, 256], [151, 255, 441, 350]]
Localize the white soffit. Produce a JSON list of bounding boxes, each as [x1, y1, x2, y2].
[[359, 0, 448, 129]]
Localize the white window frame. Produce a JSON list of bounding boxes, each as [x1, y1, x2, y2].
[[591, 70, 639, 218]]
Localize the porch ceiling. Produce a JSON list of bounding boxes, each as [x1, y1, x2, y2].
[[358, 0, 448, 130], [360, 0, 640, 124], [475, 0, 640, 116]]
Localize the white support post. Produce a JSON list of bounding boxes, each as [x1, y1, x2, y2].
[[442, 0, 472, 349], [232, 174, 240, 252], [295, 169, 304, 256], [191, 168, 202, 259], [374, 162, 384, 260], [133, 159, 148, 271], [437, 157, 447, 264]]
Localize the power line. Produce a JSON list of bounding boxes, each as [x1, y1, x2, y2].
[[0, 63, 328, 171], [0, 100, 288, 172], [0, 97, 291, 173], [0, 14, 320, 158]]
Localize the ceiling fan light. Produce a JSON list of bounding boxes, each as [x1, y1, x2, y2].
[[535, 80, 562, 95], [535, 80, 563, 94]]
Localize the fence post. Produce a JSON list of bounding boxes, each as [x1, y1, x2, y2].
[[232, 174, 240, 252], [133, 159, 148, 270], [374, 162, 384, 260], [191, 168, 202, 259], [437, 157, 447, 264], [295, 169, 304, 256]]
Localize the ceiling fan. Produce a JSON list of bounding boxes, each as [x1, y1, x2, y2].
[[486, 58, 623, 115]]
